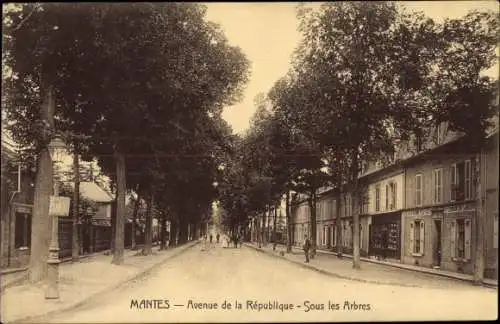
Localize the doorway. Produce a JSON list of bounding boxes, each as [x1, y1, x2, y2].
[[433, 219, 442, 268]]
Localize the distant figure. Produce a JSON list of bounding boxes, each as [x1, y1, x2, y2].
[[216, 233, 220, 244], [222, 234, 229, 248], [232, 233, 238, 248], [210, 234, 213, 244], [201, 235, 207, 251], [303, 235, 311, 263]]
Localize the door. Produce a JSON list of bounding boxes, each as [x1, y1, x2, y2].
[[433, 219, 442, 267], [326, 226, 332, 249]]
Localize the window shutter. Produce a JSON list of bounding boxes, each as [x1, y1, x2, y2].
[[393, 183, 397, 210], [360, 225, 363, 248], [431, 170, 436, 203], [494, 213, 499, 249], [464, 219, 471, 260], [419, 221, 425, 255], [450, 221, 456, 259], [451, 165, 456, 201], [409, 221, 415, 254], [465, 160, 471, 200], [385, 185, 389, 211]]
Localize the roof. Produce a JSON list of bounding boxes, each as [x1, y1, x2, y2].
[[70, 181, 114, 203]]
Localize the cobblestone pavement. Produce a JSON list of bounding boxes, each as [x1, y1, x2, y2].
[[38, 243, 497, 323], [1, 242, 198, 323]]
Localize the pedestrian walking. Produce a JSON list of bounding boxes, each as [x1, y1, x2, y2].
[[216, 233, 220, 244], [233, 233, 238, 248], [201, 235, 208, 251], [209, 234, 213, 244], [303, 235, 311, 263]]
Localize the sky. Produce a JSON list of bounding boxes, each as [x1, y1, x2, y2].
[[204, 1, 499, 134]]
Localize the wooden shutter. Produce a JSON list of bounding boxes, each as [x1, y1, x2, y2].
[[451, 164, 456, 201], [465, 160, 471, 200], [385, 185, 389, 211], [419, 221, 425, 255], [393, 182, 397, 210], [409, 221, 415, 254], [431, 170, 436, 203], [494, 213, 499, 249], [464, 219, 471, 260], [450, 221, 456, 259]]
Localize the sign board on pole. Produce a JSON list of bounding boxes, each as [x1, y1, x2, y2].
[[49, 196, 71, 217]]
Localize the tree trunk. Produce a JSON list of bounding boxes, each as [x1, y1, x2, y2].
[[257, 215, 262, 248], [110, 197, 116, 253], [111, 151, 126, 265], [309, 192, 317, 259], [131, 187, 140, 250], [160, 213, 167, 250], [29, 85, 55, 283], [262, 208, 267, 246], [169, 219, 177, 247], [273, 204, 278, 245], [336, 184, 343, 258], [178, 215, 188, 244], [143, 191, 153, 255], [72, 149, 80, 262], [286, 190, 293, 253], [352, 154, 361, 269], [473, 151, 484, 284]]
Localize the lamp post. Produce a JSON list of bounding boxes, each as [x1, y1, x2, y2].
[[45, 136, 67, 300]]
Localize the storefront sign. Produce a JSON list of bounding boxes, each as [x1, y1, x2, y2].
[[49, 196, 71, 217], [419, 209, 432, 216], [15, 205, 32, 214]]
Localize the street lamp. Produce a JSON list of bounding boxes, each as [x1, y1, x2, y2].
[[45, 135, 67, 299]]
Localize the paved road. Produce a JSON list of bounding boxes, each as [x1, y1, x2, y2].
[[42, 244, 497, 323]]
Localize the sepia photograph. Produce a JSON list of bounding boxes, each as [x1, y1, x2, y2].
[[1, 1, 499, 323]]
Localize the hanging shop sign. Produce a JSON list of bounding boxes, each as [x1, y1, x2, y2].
[[49, 196, 71, 217]]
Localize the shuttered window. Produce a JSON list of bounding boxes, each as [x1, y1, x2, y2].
[[432, 168, 443, 204], [454, 218, 471, 260], [410, 220, 425, 255], [415, 174, 423, 206]]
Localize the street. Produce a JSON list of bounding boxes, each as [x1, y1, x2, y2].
[[39, 244, 497, 323]]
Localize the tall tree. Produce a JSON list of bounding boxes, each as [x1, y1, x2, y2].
[[4, 3, 249, 266]]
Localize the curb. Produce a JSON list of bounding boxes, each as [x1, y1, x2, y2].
[[10, 241, 199, 324], [245, 244, 444, 289], [307, 248, 498, 289], [266, 244, 497, 290], [0, 267, 28, 276]]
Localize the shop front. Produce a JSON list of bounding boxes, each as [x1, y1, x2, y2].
[[369, 211, 401, 260]]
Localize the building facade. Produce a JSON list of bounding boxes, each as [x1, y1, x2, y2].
[[401, 135, 484, 274], [362, 168, 405, 260], [482, 131, 498, 279]]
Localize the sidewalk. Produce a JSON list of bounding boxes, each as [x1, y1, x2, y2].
[[245, 243, 498, 290], [1, 248, 125, 290], [1, 241, 199, 323]]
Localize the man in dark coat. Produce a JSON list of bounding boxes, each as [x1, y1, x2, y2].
[[303, 235, 311, 263]]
